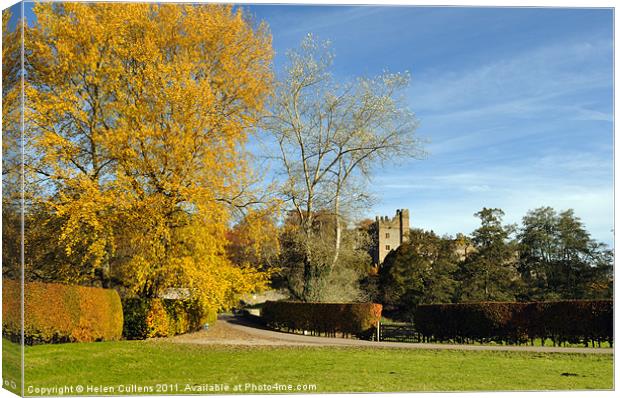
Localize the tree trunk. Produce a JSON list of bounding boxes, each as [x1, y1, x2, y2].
[[331, 188, 342, 269], [301, 244, 315, 302], [330, 160, 343, 270]]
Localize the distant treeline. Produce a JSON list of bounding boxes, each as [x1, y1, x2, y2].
[[374, 207, 613, 320]]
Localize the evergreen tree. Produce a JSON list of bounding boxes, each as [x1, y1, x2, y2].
[[518, 207, 612, 299], [379, 229, 458, 319], [455, 208, 520, 302]]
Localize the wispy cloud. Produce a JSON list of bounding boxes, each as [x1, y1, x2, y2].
[[249, 6, 613, 245], [267, 6, 383, 40], [410, 38, 612, 114]]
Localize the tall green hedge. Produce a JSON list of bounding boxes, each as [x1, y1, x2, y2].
[[262, 301, 382, 338], [414, 300, 612, 346], [122, 298, 216, 340], [2, 279, 123, 344]]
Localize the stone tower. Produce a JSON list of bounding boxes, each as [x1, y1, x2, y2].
[[371, 209, 410, 266]]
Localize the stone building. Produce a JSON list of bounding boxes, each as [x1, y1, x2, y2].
[[370, 209, 410, 266]]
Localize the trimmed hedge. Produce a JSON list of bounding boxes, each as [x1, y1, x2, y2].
[[414, 300, 613, 346], [2, 279, 123, 344], [261, 301, 382, 338], [122, 298, 216, 340]]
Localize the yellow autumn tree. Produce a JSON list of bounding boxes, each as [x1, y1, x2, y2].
[[227, 207, 281, 272], [2, 8, 22, 279], [26, 2, 274, 311]]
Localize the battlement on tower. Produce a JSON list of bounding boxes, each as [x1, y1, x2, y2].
[[375, 209, 409, 228]]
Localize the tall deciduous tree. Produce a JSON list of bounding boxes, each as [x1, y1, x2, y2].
[[25, 2, 274, 311], [279, 210, 372, 302], [263, 34, 424, 301]]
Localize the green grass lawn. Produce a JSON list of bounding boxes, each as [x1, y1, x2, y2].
[[2, 339, 613, 394]]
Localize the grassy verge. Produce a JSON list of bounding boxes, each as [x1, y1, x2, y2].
[[2, 339, 21, 395], [1, 338, 612, 394]]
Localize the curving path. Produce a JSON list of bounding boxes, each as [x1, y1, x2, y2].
[[166, 314, 614, 354]]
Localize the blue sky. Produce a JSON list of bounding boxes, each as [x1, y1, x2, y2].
[[10, 2, 614, 245], [246, 5, 614, 245]]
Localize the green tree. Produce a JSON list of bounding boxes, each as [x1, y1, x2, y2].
[[456, 208, 520, 302], [517, 206, 557, 299], [518, 207, 612, 299], [279, 211, 371, 302], [379, 229, 459, 319]]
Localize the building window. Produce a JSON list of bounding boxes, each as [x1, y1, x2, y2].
[[385, 233, 390, 239], [386, 245, 390, 251]]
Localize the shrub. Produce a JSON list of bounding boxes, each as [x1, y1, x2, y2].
[[2, 279, 123, 344], [414, 300, 612, 346], [414, 302, 528, 343], [261, 301, 382, 338], [526, 300, 613, 345], [122, 298, 216, 340]]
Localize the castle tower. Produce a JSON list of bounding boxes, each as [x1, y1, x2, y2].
[[371, 209, 410, 266]]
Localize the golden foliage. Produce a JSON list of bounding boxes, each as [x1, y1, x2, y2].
[[2, 8, 23, 279], [26, 3, 274, 311], [2, 279, 123, 343], [145, 300, 170, 338], [2, 9, 21, 135], [227, 206, 281, 270]]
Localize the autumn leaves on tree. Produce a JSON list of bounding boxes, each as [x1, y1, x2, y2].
[[4, 3, 426, 308], [5, 3, 278, 312]]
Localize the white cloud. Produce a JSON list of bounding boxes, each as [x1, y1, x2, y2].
[[403, 37, 613, 159]]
